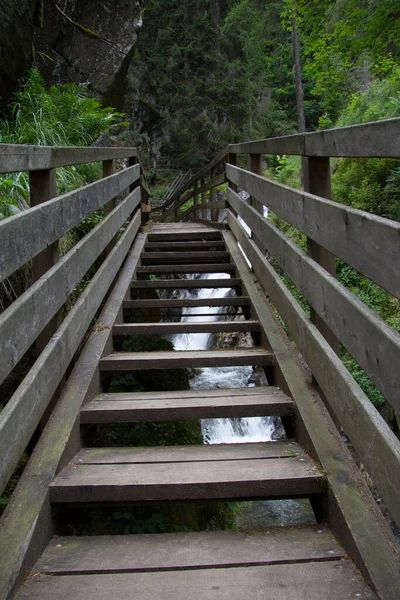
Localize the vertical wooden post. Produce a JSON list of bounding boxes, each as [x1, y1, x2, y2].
[[249, 153, 264, 249], [102, 159, 117, 254], [227, 154, 238, 217], [210, 168, 217, 222], [29, 169, 59, 355], [304, 157, 338, 353], [201, 176, 206, 219], [194, 180, 199, 221]]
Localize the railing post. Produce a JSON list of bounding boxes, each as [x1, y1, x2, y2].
[[304, 157, 338, 354], [29, 168, 60, 355], [249, 153, 264, 249], [210, 168, 217, 222], [102, 159, 117, 254], [201, 176, 206, 220], [194, 180, 200, 220]]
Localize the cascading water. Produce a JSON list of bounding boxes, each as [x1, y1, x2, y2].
[[169, 269, 316, 528], [171, 272, 274, 445]]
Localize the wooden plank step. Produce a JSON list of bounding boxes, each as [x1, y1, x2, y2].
[[141, 251, 231, 264], [73, 442, 301, 464], [145, 241, 226, 250], [137, 264, 236, 274], [99, 349, 274, 371], [15, 562, 377, 599], [131, 278, 241, 289], [33, 527, 345, 575], [148, 232, 222, 242], [113, 320, 260, 336], [80, 386, 293, 423], [49, 455, 324, 503], [123, 297, 250, 309], [16, 562, 376, 599]]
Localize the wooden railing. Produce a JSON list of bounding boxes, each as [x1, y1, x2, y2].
[[162, 118, 400, 526], [0, 144, 148, 495]]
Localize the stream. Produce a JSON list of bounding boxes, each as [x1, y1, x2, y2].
[[169, 273, 316, 528]]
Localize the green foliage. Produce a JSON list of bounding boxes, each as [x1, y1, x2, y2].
[[0, 68, 126, 220]]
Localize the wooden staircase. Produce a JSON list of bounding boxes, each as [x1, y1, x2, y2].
[[15, 223, 377, 599]]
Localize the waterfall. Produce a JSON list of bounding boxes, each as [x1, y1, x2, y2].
[[170, 273, 274, 445]]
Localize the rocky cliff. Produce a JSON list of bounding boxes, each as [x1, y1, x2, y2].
[[0, 0, 39, 106]]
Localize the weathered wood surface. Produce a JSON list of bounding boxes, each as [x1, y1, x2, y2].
[[161, 174, 225, 221], [15, 561, 376, 600], [137, 264, 236, 274], [140, 250, 230, 264], [131, 278, 240, 290], [49, 456, 323, 503], [0, 190, 141, 386], [0, 144, 137, 174], [148, 232, 222, 242], [74, 442, 300, 463], [227, 188, 400, 412], [99, 349, 274, 371], [0, 212, 142, 496], [80, 387, 293, 423], [176, 200, 226, 221], [226, 164, 400, 298], [0, 164, 140, 282], [225, 223, 400, 536], [113, 320, 260, 336], [0, 232, 147, 600], [34, 527, 344, 574], [145, 241, 226, 250], [123, 297, 250, 309], [228, 117, 400, 158], [224, 227, 400, 598]]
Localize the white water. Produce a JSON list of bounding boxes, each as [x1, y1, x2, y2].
[[171, 273, 274, 445]]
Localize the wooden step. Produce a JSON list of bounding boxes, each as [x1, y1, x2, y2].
[[16, 562, 375, 599], [33, 527, 345, 575], [80, 386, 293, 423], [148, 232, 222, 242], [113, 320, 260, 336], [141, 251, 231, 264], [73, 442, 303, 464], [123, 297, 250, 309], [145, 241, 226, 250], [49, 452, 324, 503], [99, 349, 274, 371], [131, 278, 241, 289], [137, 264, 236, 274]]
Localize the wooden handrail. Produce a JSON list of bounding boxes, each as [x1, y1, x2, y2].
[[0, 144, 137, 173], [0, 144, 147, 496]]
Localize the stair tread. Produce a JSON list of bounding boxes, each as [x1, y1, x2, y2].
[[49, 455, 324, 503], [113, 320, 260, 336], [123, 297, 250, 308], [73, 441, 302, 464], [80, 386, 293, 423], [99, 349, 274, 371], [137, 264, 236, 273], [130, 278, 241, 289], [33, 527, 345, 574]]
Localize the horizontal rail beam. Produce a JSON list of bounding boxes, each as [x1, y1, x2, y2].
[[228, 118, 400, 158], [0, 145, 137, 174], [227, 214, 400, 527], [0, 164, 140, 282], [227, 190, 400, 412], [0, 211, 142, 495], [226, 164, 400, 298], [177, 200, 226, 221], [0, 189, 141, 386]]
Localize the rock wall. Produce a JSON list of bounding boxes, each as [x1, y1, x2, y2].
[[0, 0, 39, 106], [34, 0, 142, 110]]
